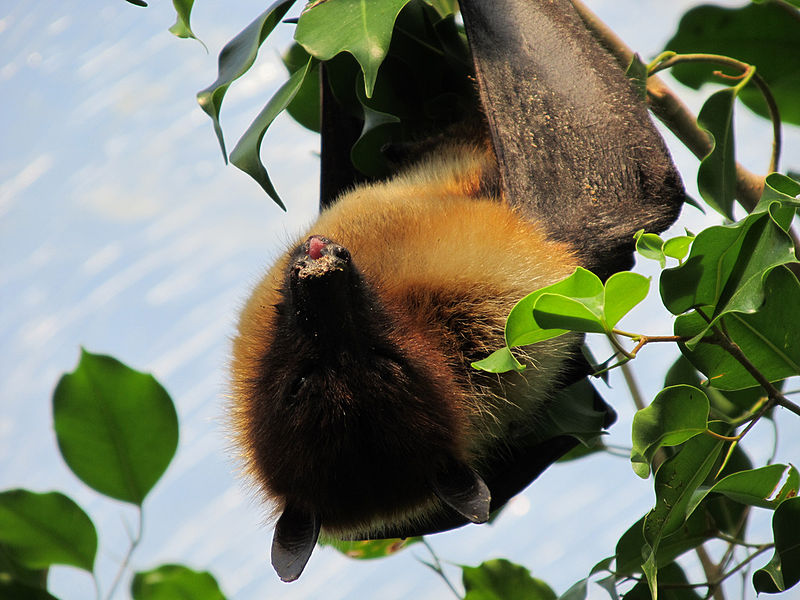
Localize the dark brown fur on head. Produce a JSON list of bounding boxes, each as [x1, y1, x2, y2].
[[242, 235, 469, 532]]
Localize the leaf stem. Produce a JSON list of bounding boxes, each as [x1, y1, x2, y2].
[[105, 506, 144, 600], [420, 537, 461, 600]]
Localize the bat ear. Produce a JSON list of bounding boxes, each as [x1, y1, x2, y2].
[[271, 503, 321, 582], [432, 459, 491, 524]]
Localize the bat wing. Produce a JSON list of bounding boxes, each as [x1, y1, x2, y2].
[[460, 0, 684, 279]]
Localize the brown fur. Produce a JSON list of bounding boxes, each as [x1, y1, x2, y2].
[[230, 142, 580, 536]]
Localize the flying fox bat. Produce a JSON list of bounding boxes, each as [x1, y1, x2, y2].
[[230, 0, 684, 582]]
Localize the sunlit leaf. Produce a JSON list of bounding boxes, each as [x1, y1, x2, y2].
[[462, 559, 556, 600], [634, 230, 666, 267], [229, 57, 316, 209], [471, 346, 525, 373], [169, 0, 205, 47], [662, 236, 694, 262], [532, 294, 605, 334], [630, 385, 710, 479], [295, 0, 413, 97], [197, 0, 296, 161], [603, 271, 650, 329], [131, 564, 226, 600], [53, 349, 178, 505], [0, 490, 96, 573]]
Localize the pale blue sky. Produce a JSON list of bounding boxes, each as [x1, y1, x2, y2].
[[1, 1, 798, 599]]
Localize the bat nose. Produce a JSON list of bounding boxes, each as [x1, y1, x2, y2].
[[305, 235, 351, 263]]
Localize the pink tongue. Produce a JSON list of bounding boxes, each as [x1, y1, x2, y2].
[[308, 236, 326, 260]]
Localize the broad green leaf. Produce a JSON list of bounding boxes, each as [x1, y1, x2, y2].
[[462, 559, 556, 600], [169, 0, 204, 46], [660, 210, 797, 338], [662, 236, 694, 262], [603, 271, 650, 329], [538, 378, 611, 446], [471, 346, 525, 373], [53, 349, 178, 505], [643, 423, 727, 545], [755, 172, 800, 216], [197, 0, 296, 161], [676, 268, 800, 389], [0, 490, 96, 573], [0, 543, 48, 590], [229, 57, 316, 209], [282, 44, 321, 132], [615, 510, 716, 577], [753, 497, 800, 593], [351, 78, 401, 177], [696, 88, 738, 218], [532, 294, 605, 334], [295, 0, 412, 97], [630, 385, 710, 479], [506, 267, 602, 347], [687, 464, 799, 518], [131, 564, 226, 600], [558, 558, 615, 600], [319, 537, 420, 559], [423, 0, 458, 17], [666, 3, 800, 125], [634, 230, 666, 267]]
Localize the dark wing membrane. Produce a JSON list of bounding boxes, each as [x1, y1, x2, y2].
[[460, 0, 684, 279]]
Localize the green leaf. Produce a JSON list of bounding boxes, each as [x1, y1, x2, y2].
[[319, 537, 420, 559], [665, 3, 800, 125], [755, 172, 800, 216], [53, 349, 178, 505], [662, 236, 694, 262], [625, 54, 648, 101], [229, 57, 316, 209], [168, 0, 205, 47], [603, 271, 650, 329], [0, 490, 97, 573], [660, 210, 797, 334], [282, 44, 321, 132], [676, 268, 800, 389], [0, 543, 48, 590], [295, 0, 413, 97], [623, 561, 702, 600], [696, 87, 738, 219], [462, 559, 556, 600], [630, 385, 710, 479], [506, 267, 602, 347], [0, 580, 60, 600], [124, 0, 148, 6], [753, 497, 800, 593], [688, 464, 799, 517], [634, 230, 666, 267], [532, 294, 605, 334], [350, 78, 402, 177], [471, 346, 525, 373], [196, 0, 296, 162], [131, 564, 226, 600]]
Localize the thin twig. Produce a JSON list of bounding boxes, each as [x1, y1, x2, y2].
[[105, 506, 144, 600], [420, 538, 462, 600]]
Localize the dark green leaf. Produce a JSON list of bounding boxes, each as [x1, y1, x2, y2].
[[753, 497, 800, 593], [295, 0, 413, 97], [462, 559, 556, 600], [53, 349, 178, 505], [124, 0, 148, 6], [676, 268, 800, 389], [282, 44, 321, 132], [665, 3, 800, 125], [624, 561, 702, 600], [229, 57, 316, 209], [168, 0, 204, 47], [0, 490, 96, 573], [696, 88, 738, 219], [0, 543, 47, 589], [350, 78, 401, 177], [0, 580, 60, 600], [539, 378, 610, 446], [196, 0, 296, 161], [630, 385, 710, 479], [318, 537, 420, 559], [131, 564, 226, 600]]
